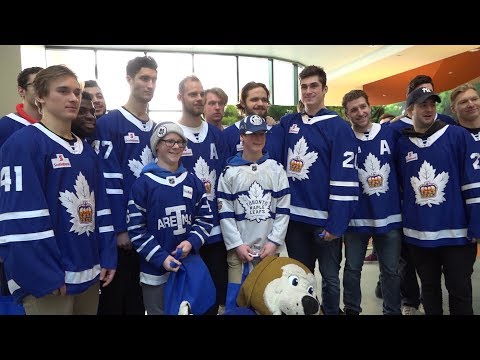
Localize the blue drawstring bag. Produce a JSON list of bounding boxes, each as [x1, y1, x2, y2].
[[0, 296, 25, 315], [164, 251, 216, 315]]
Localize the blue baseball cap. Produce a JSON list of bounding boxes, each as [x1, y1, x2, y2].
[[239, 115, 268, 134]]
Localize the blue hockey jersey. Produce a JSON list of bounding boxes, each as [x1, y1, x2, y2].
[[95, 108, 155, 233], [127, 163, 213, 285], [178, 121, 227, 244], [272, 109, 359, 237], [347, 123, 402, 233], [0, 124, 116, 302], [396, 125, 480, 247], [0, 113, 31, 148]]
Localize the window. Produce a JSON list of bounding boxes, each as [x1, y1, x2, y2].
[[148, 52, 193, 111], [194, 54, 237, 105], [45, 48, 96, 82], [273, 59, 294, 105]]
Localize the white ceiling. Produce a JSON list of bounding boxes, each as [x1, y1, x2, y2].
[[62, 44, 480, 105]]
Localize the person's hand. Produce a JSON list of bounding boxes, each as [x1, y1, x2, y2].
[[265, 116, 278, 126], [116, 231, 132, 250], [173, 241, 192, 259], [100, 268, 116, 287], [164, 255, 181, 272], [259, 241, 278, 259], [52, 284, 67, 296], [235, 244, 256, 262], [322, 230, 339, 241]]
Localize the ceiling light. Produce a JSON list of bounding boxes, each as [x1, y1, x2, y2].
[[448, 71, 453, 75]]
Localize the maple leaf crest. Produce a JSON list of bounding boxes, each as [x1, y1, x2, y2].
[[286, 137, 318, 181], [193, 156, 217, 201], [59, 172, 95, 236], [358, 153, 390, 196], [410, 160, 449, 207], [238, 181, 272, 222], [128, 146, 154, 178]]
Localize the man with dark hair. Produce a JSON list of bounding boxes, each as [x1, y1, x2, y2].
[[383, 74, 456, 315], [341, 89, 402, 315], [84, 80, 107, 118], [0, 66, 44, 147], [72, 91, 96, 144], [223, 81, 278, 158], [273, 65, 359, 315], [396, 86, 480, 314], [0, 66, 44, 297], [95, 56, 158, 315]]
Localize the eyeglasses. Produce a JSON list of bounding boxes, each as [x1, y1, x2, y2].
[[159, 139, 187, 148]]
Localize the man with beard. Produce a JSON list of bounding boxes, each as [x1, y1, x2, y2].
[[223, 81, 279, 158], [95, 56, 158, 315], [83, 80, 107, 118], [176, 75, 228, 314]]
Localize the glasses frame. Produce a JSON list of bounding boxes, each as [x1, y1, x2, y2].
[[159, 139, 187, 149]]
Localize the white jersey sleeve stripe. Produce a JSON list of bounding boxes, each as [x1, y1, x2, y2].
[[103, 172, 123, 179], [0, 229, 54, 244], [462, 182, 480, 191], [0, 209, 50, 222], [330, 195, 359, 201], [106, 189, 124, 195], [330, 180, 359, 187], [290, 205, 328, 219]]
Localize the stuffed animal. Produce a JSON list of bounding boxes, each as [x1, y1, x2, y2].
[[226, 256, 321, 315]]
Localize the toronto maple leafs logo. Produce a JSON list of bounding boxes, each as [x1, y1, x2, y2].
[[59, 172, 95, 235], [193, 157, 216, 201], [238, 181, 272, 222], [358, 153, 390, 196], [287, 137, 318, 181], [128, 146, 154, 178], [410, 160, 449, 207]]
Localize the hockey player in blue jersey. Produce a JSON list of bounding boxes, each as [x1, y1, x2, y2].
[[0, 66, 44, 297], [0, 66, 44, 148], [396, 86, 480, 315], [0, 65, 117, 315], [217, 115, 290, 311], [95, 56, 158, 315], [272, 65, 359, 315], [385, 75, 455, 315], [341, 90, 402, 315], [176, 75, 228, 314], [71, 91, 97, 145], [127, 121, 213, 315]]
